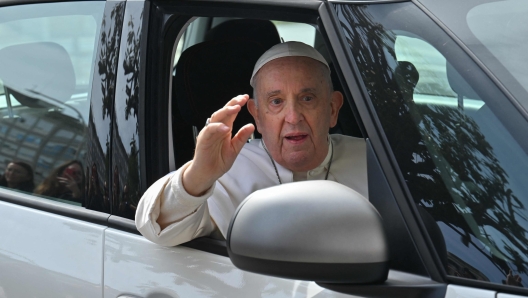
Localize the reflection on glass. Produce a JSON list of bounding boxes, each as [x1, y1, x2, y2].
[[35, 160, 85, 204], [335, 2, 528, 287], [420, 0, 528, 112], [0, 2, 104, 204], [112, 1, 143, 218], [0, 161, 34, 193], [85, 1, 125, 212]]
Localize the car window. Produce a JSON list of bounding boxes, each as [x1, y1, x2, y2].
[[271, 21, 316, 45], [173, 18, 316, 68], [0, 2, 104, 206], [170, 17, 326, 169], [335, 2, 528, 288], [418, 0, 528, 114]]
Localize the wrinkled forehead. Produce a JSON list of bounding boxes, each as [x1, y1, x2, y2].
[[253, 56, 330, 91]]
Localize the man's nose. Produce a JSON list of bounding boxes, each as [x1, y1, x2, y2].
[[284, 101, 303, 124]]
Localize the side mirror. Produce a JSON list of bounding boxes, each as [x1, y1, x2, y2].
[[226, 180, 389, 284]]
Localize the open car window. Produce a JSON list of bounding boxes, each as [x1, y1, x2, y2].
[[169, 16, 358, 170]]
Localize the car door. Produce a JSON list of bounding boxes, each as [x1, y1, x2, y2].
[[102, 1, 519, 297], [101, 0, 385, 297], [331, 0, 528, 297], [0, 1, 110, 297]]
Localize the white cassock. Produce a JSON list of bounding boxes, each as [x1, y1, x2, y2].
[[135, 134, 368, 246]]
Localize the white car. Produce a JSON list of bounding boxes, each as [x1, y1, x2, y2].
[[0, 0, 526, 297]]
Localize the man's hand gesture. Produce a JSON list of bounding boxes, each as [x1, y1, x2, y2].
[[182, 94, 255, 196]]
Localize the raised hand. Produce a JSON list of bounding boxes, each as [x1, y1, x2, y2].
[[182, 94, 255, 196], [58, 172, 82, 199]]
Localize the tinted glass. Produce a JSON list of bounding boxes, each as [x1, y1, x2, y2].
[[0, 2, 104, 205], [112, 1, 144, 219], [419, 0, 528, 114], [335, 2, 528, 288]]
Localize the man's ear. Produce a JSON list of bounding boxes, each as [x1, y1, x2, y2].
[[247, 98, 261, 133], [329, 91, 344, 128]]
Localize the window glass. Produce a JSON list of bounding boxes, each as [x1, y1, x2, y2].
[[418, 0, 528, 114], [335, 2, 528, 288], [0, 2, 104, 206], [173, 18, 316, 68], [272, 21, 316, 46]]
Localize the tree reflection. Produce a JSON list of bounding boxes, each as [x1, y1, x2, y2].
[[123, 10, 142, 128], [85, 2, 125, 213], [113, 5, 142, 219], [98, 2, 125, 119], [336, 4, 527, 286]]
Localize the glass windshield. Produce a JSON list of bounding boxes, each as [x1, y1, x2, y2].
[[419, 0, 528, 113], [335, 1, 528, 288]]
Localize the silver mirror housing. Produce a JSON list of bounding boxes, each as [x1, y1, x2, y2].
[[226, 180, 389, 283]]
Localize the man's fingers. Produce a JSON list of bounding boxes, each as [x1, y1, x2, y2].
[[224, 94, 249, 108], [210, 105, 241, 124], [231, 123, 255, 154], [207, 95, 250, 128], [198, 122, 231, 144]]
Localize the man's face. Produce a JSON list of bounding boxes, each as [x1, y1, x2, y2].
[[248, 56, 343, 172]]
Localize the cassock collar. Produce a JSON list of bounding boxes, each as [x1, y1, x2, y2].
[[258, 136, 333, 177]]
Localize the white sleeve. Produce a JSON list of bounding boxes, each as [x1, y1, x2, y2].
[[135, 162, 217, 247]]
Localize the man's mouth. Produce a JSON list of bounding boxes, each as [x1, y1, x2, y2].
[[285, 134, 308, 141]]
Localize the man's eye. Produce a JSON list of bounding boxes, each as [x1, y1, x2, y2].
[[270, 98, 282, 105], [302, 96, 314, 102]]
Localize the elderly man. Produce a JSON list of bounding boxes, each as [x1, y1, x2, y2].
[[136, 41, 367, 246]]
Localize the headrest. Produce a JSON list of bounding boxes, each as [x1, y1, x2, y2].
[[0, 42, 75, 108], [394, 61, 419, 101], [205, 19, 280, 51], [174, 39, 267, 129]]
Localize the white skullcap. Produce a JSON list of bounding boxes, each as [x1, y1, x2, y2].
[[250, 41, 330, 87]]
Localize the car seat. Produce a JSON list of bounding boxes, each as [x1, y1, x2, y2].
[[205, 19, 280, 50]]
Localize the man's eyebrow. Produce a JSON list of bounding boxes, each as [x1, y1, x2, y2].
[[300, 88, 317, 93], [265, 88, 317, 97], [266, 90, 281, 97]]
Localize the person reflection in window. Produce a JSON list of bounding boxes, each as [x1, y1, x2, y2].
[[35, 160, 85, 204], [0, 161, 35, 193], [504, 270, 523, 287]]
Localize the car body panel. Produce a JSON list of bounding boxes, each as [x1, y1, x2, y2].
[[0, 197, 104, 297], [103, 229, 360, 298], [498, 294, 528, 298], [445, 285, 496, 298]]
